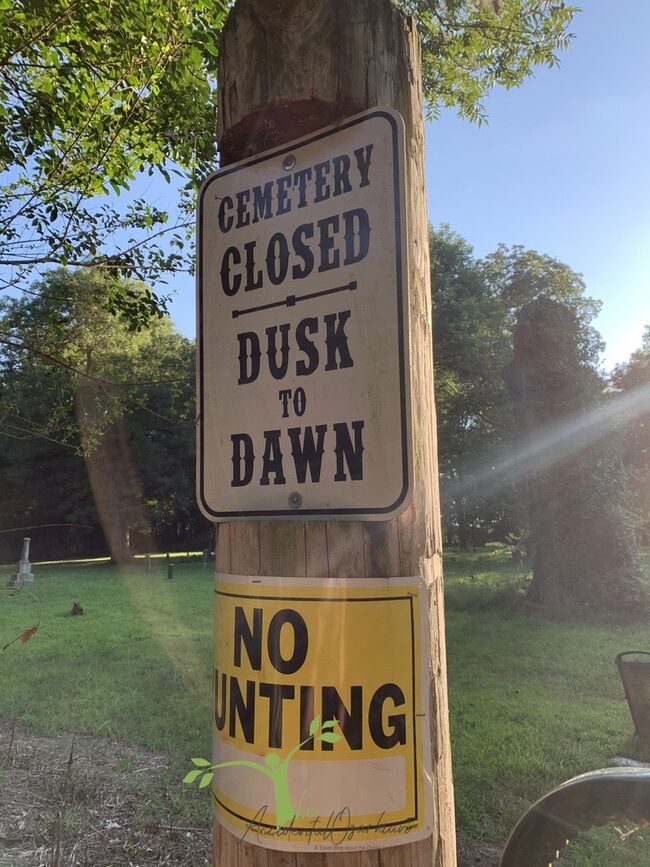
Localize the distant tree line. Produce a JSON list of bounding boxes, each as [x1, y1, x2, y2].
[[506, 298, 645, 611], [432, 225, 648, 610], [431, 225, 602, 548], [0, 269, 205, 562], [611, 327, 650, 547], [0, 236, 647, 610]]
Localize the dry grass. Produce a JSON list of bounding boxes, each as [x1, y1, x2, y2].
[[0, 721, 209, 867]]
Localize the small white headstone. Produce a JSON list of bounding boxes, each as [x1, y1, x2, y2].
[[7, 537, 35, 588]]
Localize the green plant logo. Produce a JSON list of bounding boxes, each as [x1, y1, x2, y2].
[[184, 716, 340, 828]]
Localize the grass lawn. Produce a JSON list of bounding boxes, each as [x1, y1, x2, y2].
[[445, 546, 650, 864], [1, 548, 649, 863], [0, 555, 214, 832]]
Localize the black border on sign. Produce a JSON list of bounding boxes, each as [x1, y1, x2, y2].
[[197, 109, 410, 520], [211, 588, 419, 833]]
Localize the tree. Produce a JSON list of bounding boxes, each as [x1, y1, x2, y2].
[[0, 0, 578, 323], [403, 1, 577, 122], [0, 268, 201, 561], [611, 326, 650, 545], [506, 298, 645, 612], [0, 0, 226, 321], [431, 226, 517, 546], [480, 243, 602, 333], [430, 226, 601, 548]]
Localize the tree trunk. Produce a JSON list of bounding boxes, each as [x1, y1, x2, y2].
[[507, 298, 644, 611], [212, 1, 456, 864], [76, 381, 145, 564]]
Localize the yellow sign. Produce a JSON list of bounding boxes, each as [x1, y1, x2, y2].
[[212, 574, 432, 852]]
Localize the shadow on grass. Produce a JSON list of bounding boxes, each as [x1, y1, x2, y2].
[[444, 545, 650, 625]]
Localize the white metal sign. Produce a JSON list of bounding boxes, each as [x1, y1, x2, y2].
[[197, 108, 411, 521]]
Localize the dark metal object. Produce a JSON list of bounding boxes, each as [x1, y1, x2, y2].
[[616, 651, 650, 739], [500, 768, 650, 866], [288, 492, 302, 509]]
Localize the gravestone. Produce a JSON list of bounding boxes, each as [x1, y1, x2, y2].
[[7, 537, 35, 588]]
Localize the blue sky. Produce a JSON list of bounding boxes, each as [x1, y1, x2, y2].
[[423, 0, 650, 369], [168, 0, 649, 370]]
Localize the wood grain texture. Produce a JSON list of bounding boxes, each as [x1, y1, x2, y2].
[[212, 1, 455, 864]]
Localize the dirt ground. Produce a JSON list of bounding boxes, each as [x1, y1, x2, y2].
[[0, 722, 210, 866], [457, 838, 503, 867], [0, 721, 502, 866]]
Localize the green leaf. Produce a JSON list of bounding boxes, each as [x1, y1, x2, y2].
[[309, 715, 321, 736], [183, 769, 202, 784], [199, 772, 214, 789], [191, 757, 211, 767], [321, 719, 337, 730], [318, 732, 341, 744]]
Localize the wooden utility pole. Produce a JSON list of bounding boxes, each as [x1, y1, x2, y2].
[[212, 0, 455, 864]]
